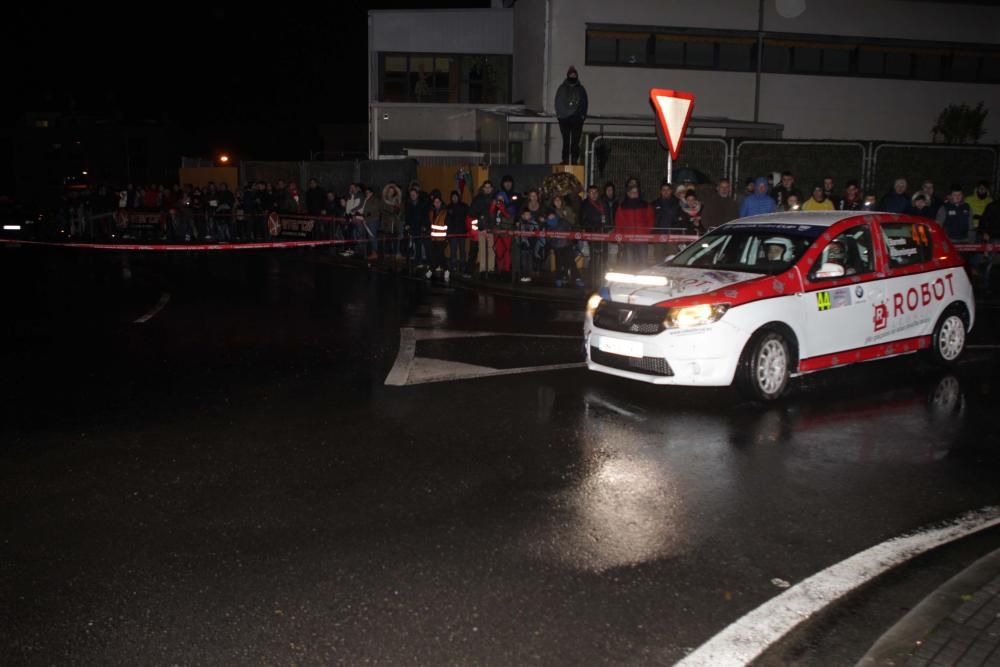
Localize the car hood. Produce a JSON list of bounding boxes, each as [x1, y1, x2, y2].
[[607, 266, 761, 306]]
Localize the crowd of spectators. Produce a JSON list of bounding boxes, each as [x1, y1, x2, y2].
[[49, 169, 998, 289]]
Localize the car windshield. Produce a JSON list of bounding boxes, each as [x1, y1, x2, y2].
[[664, 224, 823, 275]]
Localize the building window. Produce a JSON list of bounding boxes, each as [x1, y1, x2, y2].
[[885, 51, 912, 77], [585, 25, 1000, 84], [822, 47, 852, 74], [983, 54, 1000, 83], [791, 46, 821, 73], [762, 41, 790, 72], [913, 52, 943, 79], [378, 53, 511, 104], [653, 36, 683, 67], [950, 53, 980, 82], [719, 40, 754, 71]]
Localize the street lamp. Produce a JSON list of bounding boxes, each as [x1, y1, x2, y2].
[[219, 154, 230, 164]]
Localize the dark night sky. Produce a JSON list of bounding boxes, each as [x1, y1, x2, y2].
[[3, 2, 491, 158]]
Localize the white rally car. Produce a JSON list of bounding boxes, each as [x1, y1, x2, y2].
[[584, 211, 975, 400]]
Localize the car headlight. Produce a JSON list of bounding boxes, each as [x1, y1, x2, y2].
[[586, 293, 603, 317], [664, 303, 729, 328]]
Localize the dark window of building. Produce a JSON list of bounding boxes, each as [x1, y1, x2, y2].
[[913, 52, 943, 80], [983, 55, 1000, 82], [378, 53, 511, 104], [857, 48, 884, 75], [585, 26, 1000, 84], [382, 55, 408, 102], [654, 37, 684, 66], [719, 41, 754, 71], [951, 53, 980, 81], [822, 47, 852, 74], [618, 33, 649, 65], [791, 46, 821, 73], [762, 41, 790, 72], [686, 41, 716, 68], [885, 51, 912, 77], [587, 33, 617, 63]]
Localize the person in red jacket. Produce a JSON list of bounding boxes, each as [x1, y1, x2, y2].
[[615, 183, 653, 268]]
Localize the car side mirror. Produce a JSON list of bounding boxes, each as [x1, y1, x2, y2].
[[814, 262, 845, 279]]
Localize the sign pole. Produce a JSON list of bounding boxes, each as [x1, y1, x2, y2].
[[667, 153, 672, 186]]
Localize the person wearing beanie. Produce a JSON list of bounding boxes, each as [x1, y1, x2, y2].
[[554, 65, 588, 165]]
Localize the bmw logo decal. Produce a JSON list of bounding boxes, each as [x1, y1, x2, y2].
[[855, 286, 864, 298]]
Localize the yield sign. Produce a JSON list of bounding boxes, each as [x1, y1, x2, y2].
[[650, 89, 695, 160]]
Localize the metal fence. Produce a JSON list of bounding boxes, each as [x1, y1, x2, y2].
[[242, 142, 1000, 201], [241, 159, 418, 194], [588, 136, 729, 196], [871, 144, 998, 197], [734, 141, 867, 195], [586, 136, 999, 197]]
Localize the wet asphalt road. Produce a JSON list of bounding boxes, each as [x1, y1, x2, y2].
[[2, 248, 1000, 666]]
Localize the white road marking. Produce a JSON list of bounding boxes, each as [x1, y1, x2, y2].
[[677, 506, 1000, 667], [385, 327, 584, 386], [553, 310, 585, 322], [385, 327, 417, 386], [405, 359, 584, 385], [133, 292, 170, 324]]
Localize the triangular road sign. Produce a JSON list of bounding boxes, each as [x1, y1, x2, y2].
[[649, 89, 695, 161]]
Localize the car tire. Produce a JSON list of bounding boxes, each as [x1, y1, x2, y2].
[[736, 329, 791, 401], [928, 306, 967, 366]]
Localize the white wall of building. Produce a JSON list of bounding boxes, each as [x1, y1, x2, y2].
[[762, 0, 1000, 44], [369, 9, 513, 55], [527, 0, 1000, 143], [374, 105, 480, 144], [513, 0, 547, 109], [759, 74, 1000, 141]]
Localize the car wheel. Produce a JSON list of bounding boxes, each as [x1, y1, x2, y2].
[[737, 329, 791, 401], [929, 307, 967, 366]]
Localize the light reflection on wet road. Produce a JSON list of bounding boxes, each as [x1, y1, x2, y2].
[[1, 249, 999, 665]]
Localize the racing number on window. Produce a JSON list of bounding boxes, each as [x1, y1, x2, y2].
[[816, 291, 831, 311]]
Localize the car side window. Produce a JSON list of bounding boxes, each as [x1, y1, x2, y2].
[[881, 222, 933, 268], [809, 225, 875, 279]]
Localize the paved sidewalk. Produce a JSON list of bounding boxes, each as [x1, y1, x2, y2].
[[859, 548, 1000, 666]]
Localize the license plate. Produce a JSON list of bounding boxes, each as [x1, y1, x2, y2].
[[598, 337, 643, 358]]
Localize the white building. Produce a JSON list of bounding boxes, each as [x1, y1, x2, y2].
[[369, 0, 1000, 168]]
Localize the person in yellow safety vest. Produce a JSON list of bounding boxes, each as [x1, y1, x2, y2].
[[968, 181, 993, 233], [428, 193, 448, 279]]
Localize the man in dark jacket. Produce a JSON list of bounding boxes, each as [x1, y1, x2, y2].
[[652, 181, 682, 232], [404, 186, 429, 266], [880, 178, 910, 213], [937, 185, 971, 242], [771, 171, 801, 209], [446, 190, 469, 277], [555, 66, 588, 165], [305, 178, 326, 216], [580, 184, 611, 284], [699, 179, 740, 230]]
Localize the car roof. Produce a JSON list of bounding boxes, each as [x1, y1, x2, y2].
[[728, 211, 874, 227]]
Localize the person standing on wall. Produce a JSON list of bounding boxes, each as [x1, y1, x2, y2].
[[555, 66, 588, 166]]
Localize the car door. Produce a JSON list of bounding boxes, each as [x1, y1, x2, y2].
[[870, 219, 946, 347], [801, 221, 882, 360]]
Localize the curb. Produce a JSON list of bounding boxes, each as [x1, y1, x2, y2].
[[856, 547, 1000, 666]]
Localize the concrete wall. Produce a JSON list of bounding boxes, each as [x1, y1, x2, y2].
[[512, 0, 546, 109], [369, 9, 513, 55], [374, 105, 480, 144], [762, 0, 1000, 44], [759, 74, 1000, 142], [542, 0, 1000, 143]]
